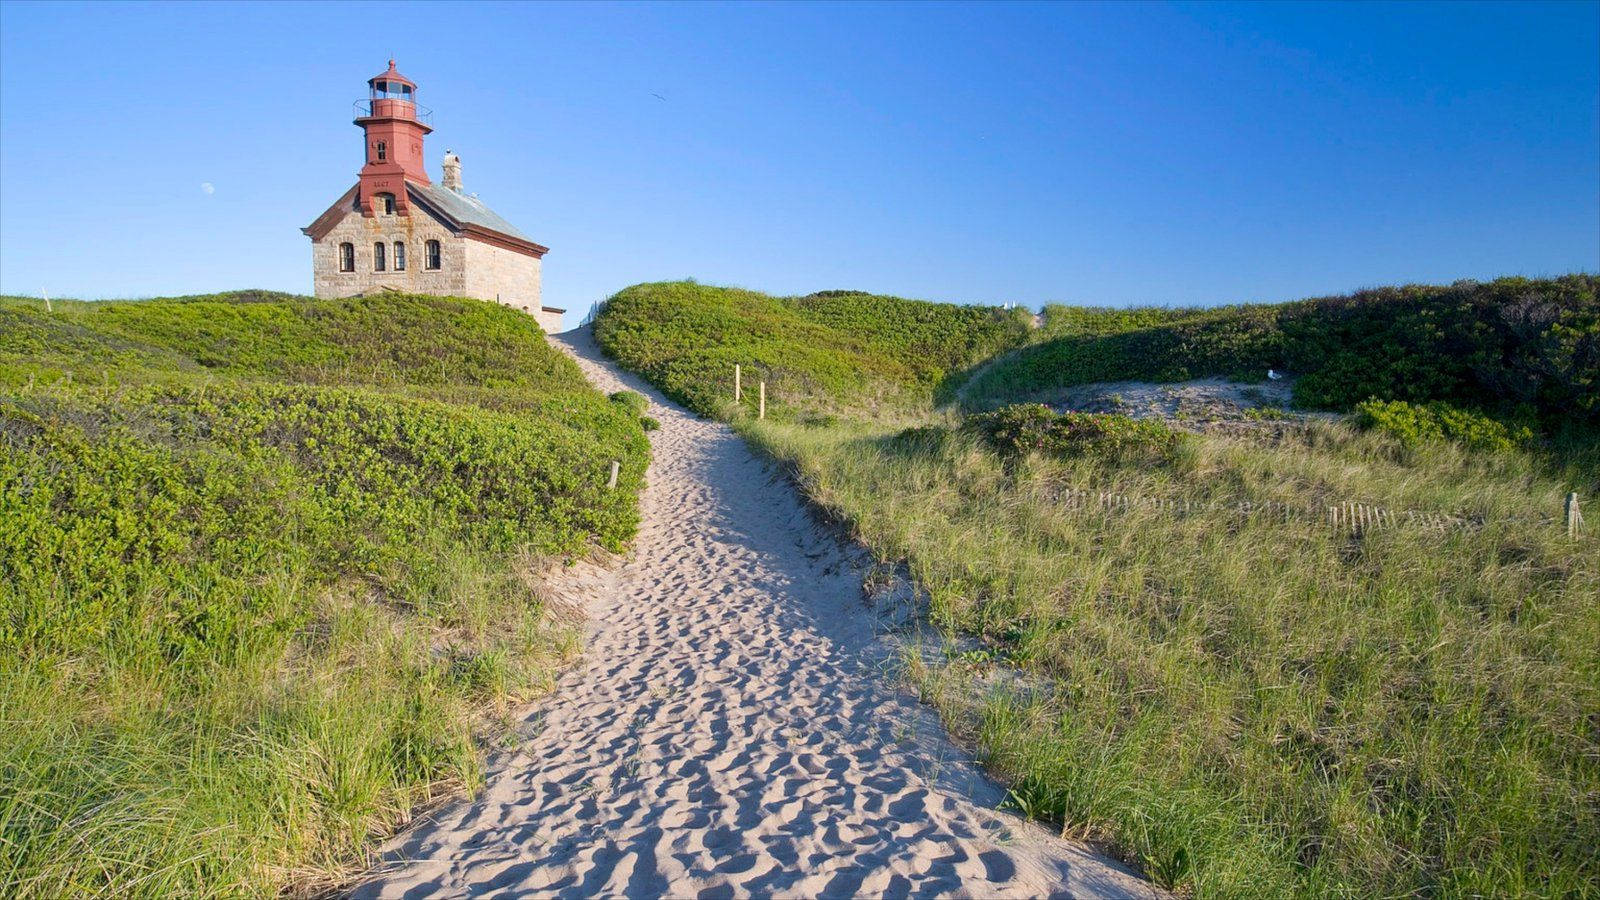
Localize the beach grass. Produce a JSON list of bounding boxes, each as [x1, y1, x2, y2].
[[739, 415, 1597, 895]]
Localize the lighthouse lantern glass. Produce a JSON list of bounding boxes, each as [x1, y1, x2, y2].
[[371, 80, 413, 101]]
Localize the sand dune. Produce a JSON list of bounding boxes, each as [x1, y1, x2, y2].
[[352, 326, 1155, 898]]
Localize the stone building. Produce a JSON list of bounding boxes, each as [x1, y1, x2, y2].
[[302, 62, 563, 333]]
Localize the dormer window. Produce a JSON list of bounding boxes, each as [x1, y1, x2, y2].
[[375, 140, 387, 162], [376, 192, 395, 215]]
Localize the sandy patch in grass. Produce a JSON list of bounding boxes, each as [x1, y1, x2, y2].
[[1044, 377, 1338, 434]]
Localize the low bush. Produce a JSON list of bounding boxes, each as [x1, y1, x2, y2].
[[1, 291, 584, 396], [593, 281, 1028, 418], [1242, 404, 1294, 421], [609, 389, 649, 416], [965, 276, 1600, 429], [1353, 398, 1534, 452], [0, 291, 647, 896], [966, 404, 1185, 464]]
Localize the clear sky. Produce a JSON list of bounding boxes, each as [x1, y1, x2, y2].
[[1, 1, 1596, 326]]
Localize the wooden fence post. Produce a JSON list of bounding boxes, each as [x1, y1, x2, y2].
[[734, 364, 742, 403], [1567, 492, 1581, 537], [758, 381, 766, 420], [608, 460, 620, 490]]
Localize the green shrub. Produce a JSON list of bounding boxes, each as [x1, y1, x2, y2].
[[593, 281, 1027, 418], [1242, 404, 1294, 421], [0, 291, 647, 895], [966, 303, 1286, 403], [966, 404, 1185, 463], [966, 276, 1600, 430], [1036, 303, 1197, 338], [1354, 398, 1534, 452], [609, 389, 649, 416], [0, 291, 588, 398], [640, 415, 661, 432]]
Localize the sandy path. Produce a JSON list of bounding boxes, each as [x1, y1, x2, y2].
[[353, 327, 1154, 899]]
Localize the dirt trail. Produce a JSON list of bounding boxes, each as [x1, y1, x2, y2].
[[352, 326, 1154, 898]]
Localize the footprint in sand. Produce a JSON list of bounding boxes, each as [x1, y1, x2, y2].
[[351, 326, 1159, 899]]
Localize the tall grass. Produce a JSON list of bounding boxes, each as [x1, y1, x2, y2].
[[741, 416, 1598, 895], [1, 292, 647, 896]]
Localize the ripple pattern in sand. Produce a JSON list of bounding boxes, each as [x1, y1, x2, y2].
[[352, 326, 1156, 899]]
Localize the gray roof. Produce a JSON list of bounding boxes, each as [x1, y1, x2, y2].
[[408, 181, 534, 243]]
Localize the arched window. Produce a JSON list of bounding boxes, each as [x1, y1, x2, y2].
[[393, 241, 406, 271], [338, 242, 354, 272], [424, 239, 441, 270], [373, 242, 386, 272], [375, 140, 387, 162]]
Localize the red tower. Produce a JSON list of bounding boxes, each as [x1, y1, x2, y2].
[[354, 60, 432, 216]]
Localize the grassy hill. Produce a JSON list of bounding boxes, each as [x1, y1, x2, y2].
[[593, 281, 1031, 419], [594, 277, 1599, 896], [966, 275, 1600, 429], [0, 292, 649, 896]]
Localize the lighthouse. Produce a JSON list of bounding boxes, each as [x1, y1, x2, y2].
[[302, 61, 564, 333], [353, 61, 431, 215]]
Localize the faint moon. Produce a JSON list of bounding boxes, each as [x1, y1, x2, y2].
[[201, 182, 215, 195]]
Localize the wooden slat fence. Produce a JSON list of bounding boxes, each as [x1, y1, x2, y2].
[[1036, 484, 1524, 536]]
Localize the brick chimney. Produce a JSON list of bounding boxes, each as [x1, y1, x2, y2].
[[442, 150, 463, 192]]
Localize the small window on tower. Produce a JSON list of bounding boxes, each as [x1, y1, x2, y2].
[[338, 242, 355, 273], [374, 192, 395, 215], [376, 140, 387, 162], [393, 241, 406, 271], [373, 242, 386, 272], [425, 240, 441, 270]]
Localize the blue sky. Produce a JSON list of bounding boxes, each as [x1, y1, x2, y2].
[[1, 1, 1596, 326]]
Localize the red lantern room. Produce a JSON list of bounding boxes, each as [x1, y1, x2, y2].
[[353, 60, 433, 216]]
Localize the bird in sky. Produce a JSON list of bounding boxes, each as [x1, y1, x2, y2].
[[651, 92, 667, 101]]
